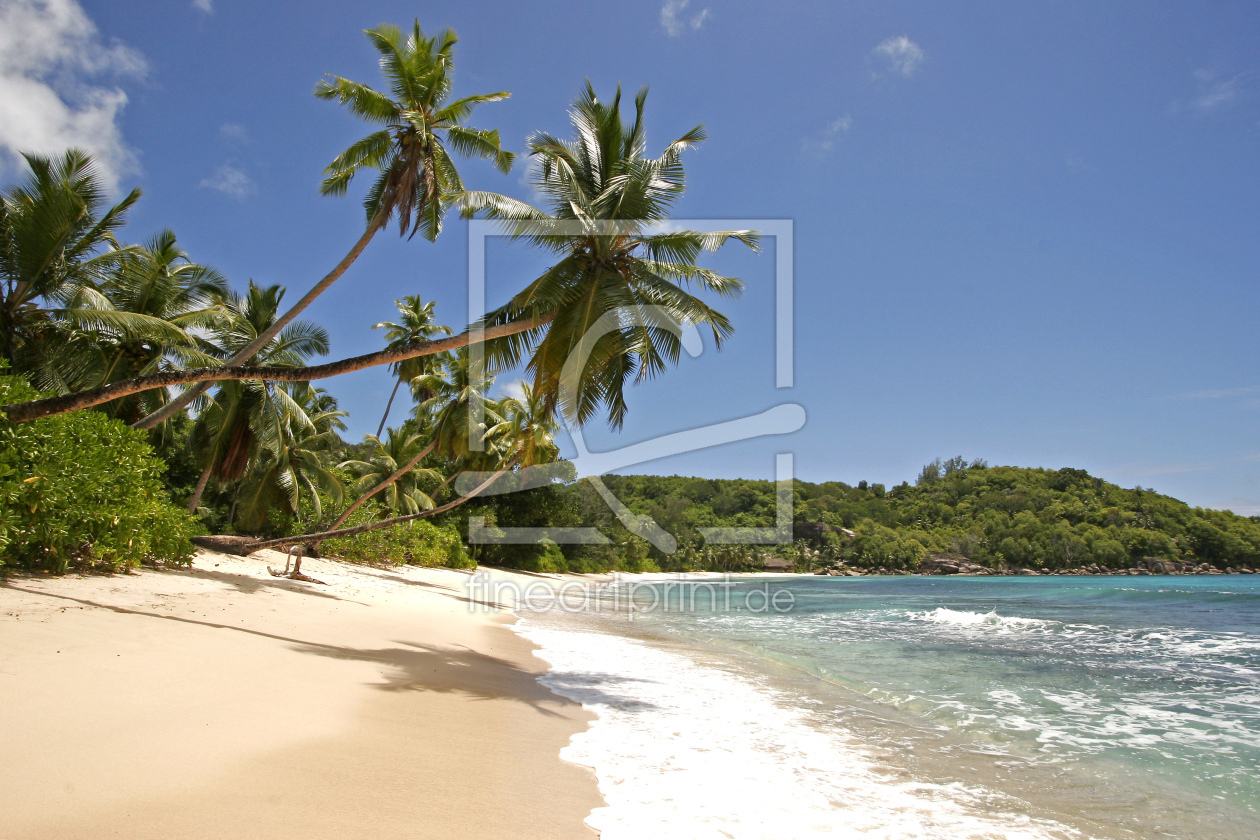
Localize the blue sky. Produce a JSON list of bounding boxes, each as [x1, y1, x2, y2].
[[3, 0, 1259, 511]]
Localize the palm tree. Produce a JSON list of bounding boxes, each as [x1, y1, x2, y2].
[[459, 83, 759, 428], [339, 425, 442, 520], [372, 295, 451, 436], [72, 230, 228, 423], [491, 381, 560, 468], [234, 384, 347, 533], [189, 86, 763, 555], [134, 20, 514, 431], [185, 283, 331, 513], [323, 348, 498, 531], [0, 150, 140, 373]]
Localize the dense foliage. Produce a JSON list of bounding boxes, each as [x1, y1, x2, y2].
[[322, 518, 472, 569], [0, 373, 197, 573], [552, 459, 1260, 572]]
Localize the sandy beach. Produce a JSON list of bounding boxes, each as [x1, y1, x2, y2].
[[0, 552, 603, 839]]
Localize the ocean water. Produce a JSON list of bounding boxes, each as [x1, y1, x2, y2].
[[514, 575, 1260, 839]]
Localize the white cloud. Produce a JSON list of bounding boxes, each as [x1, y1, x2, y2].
[[0, 0, 146, 191], [191, 0, 213, 13], [500, 379, 528, 402], [200, 163, 254, 199], [827, 115, 853, 134], [802, 114, 852, 154], [873, 35, 925, 77], [661, 0, 710, 37]]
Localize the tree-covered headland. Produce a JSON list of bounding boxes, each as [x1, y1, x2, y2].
[[502, 457, 1258, 575]]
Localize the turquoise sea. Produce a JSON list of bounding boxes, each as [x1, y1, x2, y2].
[[516, 574, 1260, 839]]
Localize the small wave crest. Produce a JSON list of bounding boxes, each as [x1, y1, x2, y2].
[[908, 607, 1058, 632]]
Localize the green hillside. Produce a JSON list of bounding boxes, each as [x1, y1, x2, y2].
[[478, 458, 1260, 574]]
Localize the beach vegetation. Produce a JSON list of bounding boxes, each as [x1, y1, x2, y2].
[[0, 370, 197, 573]]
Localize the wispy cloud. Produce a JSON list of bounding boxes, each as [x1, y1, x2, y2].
[[191, 0, 213, 13], [200, 163, 254, 199], [219, 122, 248, 141], [1193, 68, 1244, 111], [873, 35, 925, 78], [661, 0, 710, 37], [0, 0, 147, 192], [802, 114, 853, 155]]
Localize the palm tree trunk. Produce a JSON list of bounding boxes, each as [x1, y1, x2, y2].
[[132, 210, 390, 431], [0, 315, 551, 424], [245, 459, 517, 553], [376, 377, 402, 438], [187, 462, 213, 513], [329, 439, 437, 531]]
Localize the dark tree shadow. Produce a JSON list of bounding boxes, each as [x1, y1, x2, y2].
[[363, 571, 514, 610], [179, 567, 355, 601], [1, 584, 654, 714]]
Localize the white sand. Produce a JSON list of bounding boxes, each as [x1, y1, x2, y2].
[[0, 551, 602, 839]]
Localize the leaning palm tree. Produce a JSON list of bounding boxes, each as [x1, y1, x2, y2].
[[372, 295, 452, 436], [134, 20, 513, 430], [187, 86, 762, 556], [459, 83, 759, 428]]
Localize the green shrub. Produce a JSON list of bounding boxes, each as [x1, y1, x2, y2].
[[322, 517, 473, 568], [0, 374, 198, 573], [294, 479, 473, 569]]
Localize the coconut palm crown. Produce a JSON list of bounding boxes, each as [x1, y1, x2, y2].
[[315, 20, 514, 241], [459, 83, 760, 429], [372, 295, 452, 436]]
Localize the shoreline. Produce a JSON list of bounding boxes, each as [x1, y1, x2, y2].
[[0, 551, 604, 839], [513, 572, 1260, 840]]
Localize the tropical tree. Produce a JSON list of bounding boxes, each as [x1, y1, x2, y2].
[[324, 348, 497, 531], [0, 150, 139, 374], [188, 86, 761, 554], [71, 230, 227, 424], [339, 425, 442, 520], [372, 294, 451, 436], [185, 283, 331, 513], [491, 380, 560, 468], [459, 83, 759, 428], [233, 384, 347, 532], [132, 19, 514, 430]]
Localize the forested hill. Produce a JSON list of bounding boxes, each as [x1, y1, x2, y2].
[[580, 459, 1260, 572]]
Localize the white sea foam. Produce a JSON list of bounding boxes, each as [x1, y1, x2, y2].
[[907, 608, 1057, 632], [518, 620, 1087, 840]]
